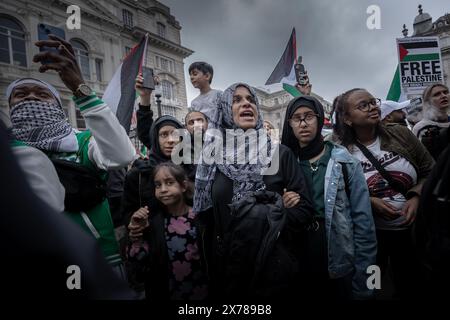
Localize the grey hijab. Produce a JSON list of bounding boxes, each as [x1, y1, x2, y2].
[[193, 83, 273, 212]]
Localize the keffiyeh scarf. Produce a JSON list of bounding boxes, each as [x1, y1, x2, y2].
[[10, 100, 78, 152]]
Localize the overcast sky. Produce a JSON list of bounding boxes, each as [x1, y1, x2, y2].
[[160, 0, 449, 104]]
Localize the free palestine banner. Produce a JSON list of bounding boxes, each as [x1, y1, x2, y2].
[[396, 36, 444, 98]]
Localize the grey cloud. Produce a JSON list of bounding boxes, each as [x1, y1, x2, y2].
[[161, 0, 449, 103]]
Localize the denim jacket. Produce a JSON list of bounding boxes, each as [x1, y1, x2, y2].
[[323, 143, 377, 299]]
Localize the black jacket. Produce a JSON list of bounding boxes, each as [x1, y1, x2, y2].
[[414, 127, 450, 295], [200, 144, 314, 299], [224, 190, 301, 298], [121, 162, 157, 225], [136, 104, 154, 150]]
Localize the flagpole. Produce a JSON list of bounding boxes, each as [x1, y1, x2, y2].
[[142, 33, 162, 117], [142, 33, 149, 67]]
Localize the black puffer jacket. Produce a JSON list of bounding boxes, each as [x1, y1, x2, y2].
[[223, 190, 300, 298]]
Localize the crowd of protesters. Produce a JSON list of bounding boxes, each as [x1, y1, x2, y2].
[[1, 34, 450, 301]]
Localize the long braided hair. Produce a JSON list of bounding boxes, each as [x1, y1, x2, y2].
[[331, 88, 381, 147]]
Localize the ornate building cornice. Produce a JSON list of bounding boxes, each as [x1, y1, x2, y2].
[[131, 26, 193, 58]]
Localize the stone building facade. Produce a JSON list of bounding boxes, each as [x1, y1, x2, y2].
[[0, 0, 193, 134]]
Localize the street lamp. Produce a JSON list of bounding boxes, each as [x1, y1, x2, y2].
[[154, 84, 162, 117]]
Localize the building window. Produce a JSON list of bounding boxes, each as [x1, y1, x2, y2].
[[122, 9, 134, 28], [274, 98, 279, 105], [0, 16, 26, 67], [155, 55, 175, 73], [161, 105, 176, 117], [75, 109, 86, 129], [157, 22, 166, 38], [95, 58, 103, 82], [161, 80, 174, 100], [70, 39, 90, 79]]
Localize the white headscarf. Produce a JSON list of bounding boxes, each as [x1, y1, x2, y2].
[[6, 78, 62, 106]]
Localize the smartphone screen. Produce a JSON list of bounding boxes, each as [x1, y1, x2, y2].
[[142, 67, 155, 90], [295, 63, 307, 85], [37, 24, 66, 63]]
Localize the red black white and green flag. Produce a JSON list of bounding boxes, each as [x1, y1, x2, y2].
[[265, 28, 302, 97], [103, 34, 149, 133]]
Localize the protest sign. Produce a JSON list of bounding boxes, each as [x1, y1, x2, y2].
[[397, 37, 444, 98]]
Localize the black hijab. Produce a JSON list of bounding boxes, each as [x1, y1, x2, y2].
[[281, 95, 325, 161], [148, 115, 183, 167]]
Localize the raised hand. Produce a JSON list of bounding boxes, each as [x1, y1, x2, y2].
[[295, 73, 312, 96], [33, 34, 84, 94]]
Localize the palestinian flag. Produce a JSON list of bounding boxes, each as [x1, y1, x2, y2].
[[398, 40, 440, 62], [103, 34, 148, 133], [265, 28, 302, 97], [386, 66, 401, 101]]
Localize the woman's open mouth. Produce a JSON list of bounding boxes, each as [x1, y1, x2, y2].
[[240, 110, 254, 120]]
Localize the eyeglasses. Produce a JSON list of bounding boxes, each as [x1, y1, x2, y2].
[[289, 113, 319, 127], [354, 98, 381, 112]]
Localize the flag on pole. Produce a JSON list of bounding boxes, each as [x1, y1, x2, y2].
[[386, 66, 401, 102], [282, 83, 301, 97], [103, 34, 149, 133], [265, 28, 297, 86], [265, 28, 302, 97]]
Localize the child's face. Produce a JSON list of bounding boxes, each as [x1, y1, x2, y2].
[[189, 69, 210, 89], [154, 168, 186, 207]]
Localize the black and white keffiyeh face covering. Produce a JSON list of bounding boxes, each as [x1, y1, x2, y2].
[[10, 100, 78, 152]]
